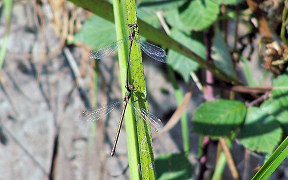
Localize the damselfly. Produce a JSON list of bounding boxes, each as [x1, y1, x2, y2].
[[82, 24, 164, 155], [89, 24, 167, 63]]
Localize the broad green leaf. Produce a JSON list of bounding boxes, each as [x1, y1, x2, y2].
[[155, 153, 192, 180], [213, 0, 243, 5], [212, 28, 236, 79], [238, 107, 282, 154], [240, 55, 255, 86], [137, 8, 160, 28], [261, 99, 288, 136], [276, 110, 288, 135], [165, 9, 190, 33], [168, 29, 205, 82], [272, 75, 288, 107], [73, 15, 116, 49], [179, 0, 219, 31], [193, 100, 246, 138]]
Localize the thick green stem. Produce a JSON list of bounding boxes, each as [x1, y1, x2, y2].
[[112, 0, 141, 179], [125, 1, 156, 179], [113, 0, 156, 179], [280, 2, 288, 47]]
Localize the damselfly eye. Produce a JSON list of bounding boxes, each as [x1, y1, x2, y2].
[[129, 85, 134, 90]]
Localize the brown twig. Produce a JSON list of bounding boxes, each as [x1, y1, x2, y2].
[[206, 83, 272, 94], [219, 138, 240, 180], [247, 91, 271, 107]]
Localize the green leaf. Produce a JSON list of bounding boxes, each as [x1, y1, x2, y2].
[[72, 15, 116, 49], [240, 55, 255, 86], [238, 107, 282, 154], [272, 75, 288, 107], [276, 110, 288, 135], [261, 98, 288, 136], [212, 28, 236, 79], [165, 9, 190, 34], [179, 0, 219, 31], [155, 153, 193, 180], [137, 0, 185, 11], [167, 29, 205, 82], [193, 100, 246, 138], [213, 0, 243, 5], [137, 8, 161, 28]]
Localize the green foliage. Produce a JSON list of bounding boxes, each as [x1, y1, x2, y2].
[[193, 100, 246, 138], [179, 0, 219, 31], [73, 15, 116, 48], [272, 75, 288, 107], [137, 9, 161, 28], [165, 9, 190, 33], [238, 107, 282, 154], [68, 0, 288, 179], [213, 0, 243, 5], [137, 0, 185, 11], [155, 153, 193, 180], [212, 28, 236, 79], [167, 29, 205, 82]]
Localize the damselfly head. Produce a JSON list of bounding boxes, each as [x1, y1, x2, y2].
[[128, 85, 135, 90]]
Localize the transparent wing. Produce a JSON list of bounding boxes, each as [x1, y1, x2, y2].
[[139, 40, 167, 63], [80, 101, 122, 122], [132, 105, 164, 132], [89, 39, 128, 60]]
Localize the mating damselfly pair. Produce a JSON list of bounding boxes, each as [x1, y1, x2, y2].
[[81, 24, 167, 156]]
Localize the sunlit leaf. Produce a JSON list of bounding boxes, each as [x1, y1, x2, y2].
[[168, 29, 205, 82], [179, 0, 219, 31], [73, 15, 116, 49], [193, 100, 246, 138]]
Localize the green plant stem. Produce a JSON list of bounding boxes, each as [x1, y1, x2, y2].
[[113, 0, 156, 179], [212, 151, 226, 180], [167, 66, 190, 154], [125, 1, 157, 179], [68, 0, 243, 85], [112, 0, 141, 179], [281, 2, 288, 47], [0, 0, 13, 69]]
